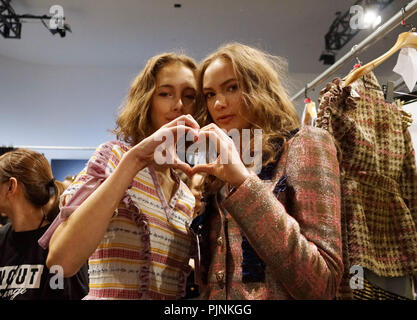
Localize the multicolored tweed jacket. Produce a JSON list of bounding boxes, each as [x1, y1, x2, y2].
[[316, 72, 417, 299], [194, 126, 343, 299], [39, 141, 195, 300]]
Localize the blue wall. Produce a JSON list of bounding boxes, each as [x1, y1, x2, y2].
[[51, 159, 89, 181]]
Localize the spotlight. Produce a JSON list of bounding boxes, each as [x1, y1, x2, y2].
[[373, 15, 382, 28], [319, 1, 393, 63], [0, 0, 72, 39], [319, 51, 336, 65], [49, 23, 71, 38], [364, 10, 382, 29]]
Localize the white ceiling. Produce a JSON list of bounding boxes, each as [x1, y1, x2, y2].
[[1, 0, 417, 93], [1, 0, 414, 73]]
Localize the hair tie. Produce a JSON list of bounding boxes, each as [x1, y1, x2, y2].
[[47, 178, 56, 196]]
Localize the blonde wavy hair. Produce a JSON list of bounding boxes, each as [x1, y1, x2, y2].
[[195, 43, 300, 167], [113, 52, 198, 145]]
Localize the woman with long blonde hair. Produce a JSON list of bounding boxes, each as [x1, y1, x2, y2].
[[39, 52, 201, 300], [191, 43, 343, 299]]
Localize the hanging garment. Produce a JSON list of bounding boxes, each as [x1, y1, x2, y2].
[[301, 101, 318, 127], [402, 100, 417, 157], [316, 71, 417, 299]]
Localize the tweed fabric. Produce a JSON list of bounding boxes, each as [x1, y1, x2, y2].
[[316, 72, 417, 299], [196, 126, 343, 299]]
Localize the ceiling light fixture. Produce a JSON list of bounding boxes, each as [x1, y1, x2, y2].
[[363, 10, 382, 28], [0, 0, 71, 39], [319, 0, 393, 65]]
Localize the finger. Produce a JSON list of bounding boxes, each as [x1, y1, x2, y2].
[[171, 161, 193, 177], [190, 163, 216, 176], [198, 128, 221, 140], [199, 125, 231, 143], [185, 114, 200, 129], [164, 115, 200, 130], [197, 130, 226, 154], [205, 124, 232, 141], [167, 125, 200, 141], [153, 125, 199, 144], [171, 152, 194, 176], [155, 125, 199, 144], [200, 123, 219, 131]]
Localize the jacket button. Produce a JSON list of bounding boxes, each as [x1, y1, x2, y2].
[[216, 270, 225, 283], [216, 236, 223, 247]]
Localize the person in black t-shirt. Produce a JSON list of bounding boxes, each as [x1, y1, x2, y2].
[[0, 149, 88, 300]]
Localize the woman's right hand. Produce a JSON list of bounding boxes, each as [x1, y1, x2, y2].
[[124, 114, 200, 176]]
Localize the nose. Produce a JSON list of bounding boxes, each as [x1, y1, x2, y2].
[[213, 93, 227, 110], [172, 97, 184, 113]]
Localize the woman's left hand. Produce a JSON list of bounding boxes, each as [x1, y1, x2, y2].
[[190, 124, 251, 188], [125, 114, 200, 176]]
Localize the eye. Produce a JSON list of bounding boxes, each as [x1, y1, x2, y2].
[[183, 91, 196, 100], [182, 89, 196, 104], [204, 92, 215, 100], [158, 92, 171, 97], [227, 84, 238, 92]]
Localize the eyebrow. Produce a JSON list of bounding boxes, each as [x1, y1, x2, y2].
[[203, 78, 237, 91], [157, 84, 174, 89], [157, 84, 196, 90]]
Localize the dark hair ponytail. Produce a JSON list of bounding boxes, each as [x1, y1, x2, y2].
[[0, 149, 64, 222], [45, 179, 65, 221]]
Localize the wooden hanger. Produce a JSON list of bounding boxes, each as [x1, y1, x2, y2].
[[302, 101, 317, 126], [344, 29, 417, 86]]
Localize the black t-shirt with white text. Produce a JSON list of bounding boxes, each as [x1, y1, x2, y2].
[[0, 223, 89, 300]]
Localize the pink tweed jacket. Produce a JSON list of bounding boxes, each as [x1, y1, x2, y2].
[[195, 126, 343, 299]]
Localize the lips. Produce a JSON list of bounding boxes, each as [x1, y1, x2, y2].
[[216, 114, 234, 124], [166, 115, 182, 122]]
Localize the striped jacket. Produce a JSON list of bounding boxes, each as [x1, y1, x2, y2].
[[39, 140, 195, 300]]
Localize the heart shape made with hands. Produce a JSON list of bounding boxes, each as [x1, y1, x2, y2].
[[182, 128, 247, 180], [151, 115, 253, 184], [180, 130, 224, 176], [153, 127, 226, 178]]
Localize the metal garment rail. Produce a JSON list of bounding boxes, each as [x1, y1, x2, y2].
[[291, 0, 417, 101]]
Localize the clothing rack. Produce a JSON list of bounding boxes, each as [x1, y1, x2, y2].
[[395, 91, 417, 98], [384, 77, 417, 100], [291, 0, 417, 101]]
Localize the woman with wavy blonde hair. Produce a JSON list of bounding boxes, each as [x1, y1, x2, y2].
[[195, 43, 300, 167], [39, 52, 201, 300], [190, 43, 344, 299]]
